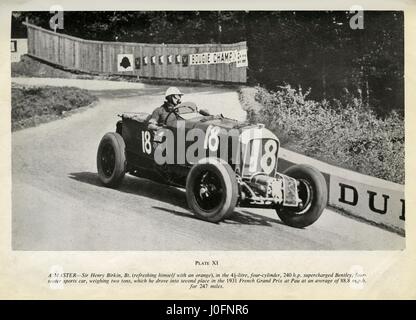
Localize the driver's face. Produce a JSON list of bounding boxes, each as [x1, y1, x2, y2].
[[171, 94, 182, 105]]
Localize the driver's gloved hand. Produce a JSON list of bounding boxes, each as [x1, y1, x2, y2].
[[147, 123, 161, 131]]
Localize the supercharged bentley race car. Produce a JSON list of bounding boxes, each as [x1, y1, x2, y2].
[[96, 102, 328, 228]]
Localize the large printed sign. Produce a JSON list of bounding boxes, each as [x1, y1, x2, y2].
[[329, 175, 405, 233], [189, 49, 248, 67]]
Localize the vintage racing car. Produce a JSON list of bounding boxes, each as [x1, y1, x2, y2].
[[96, 102, 328, 228]]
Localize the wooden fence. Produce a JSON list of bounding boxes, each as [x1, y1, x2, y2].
[[24, 22, 247, 83]]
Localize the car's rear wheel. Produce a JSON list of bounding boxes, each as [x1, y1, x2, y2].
[[97, 132, 126, 188], [186, 158, 238, 223], [276, 164, 327, 228]]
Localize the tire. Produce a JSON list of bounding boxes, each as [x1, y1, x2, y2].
[[276, 164, 327, 228], [186, 158, 238, 223], [97, 132, 126, 188]]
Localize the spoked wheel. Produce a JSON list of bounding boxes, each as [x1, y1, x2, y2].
[[194, 171, 224, 212], [186, 158, 238, 223], [97, 132, 126, 188], [295, 179, 314, 214], [276, 164, 327, 228]]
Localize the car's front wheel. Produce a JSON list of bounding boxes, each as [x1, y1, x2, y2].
[[186, 158, 238, 223], [97, 132, 126, 188], [276, 164, 327, 228]]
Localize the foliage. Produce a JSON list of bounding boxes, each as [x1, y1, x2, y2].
[[11, 84, 97, 130], [241, 85, 404, 184]]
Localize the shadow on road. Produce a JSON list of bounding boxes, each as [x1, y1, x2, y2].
[[152, 206, 283, 227], [69, 171, 284, 227], [68, 171, 188, 209], [152, 206, 284, 227], [225, 210, 284, 227]]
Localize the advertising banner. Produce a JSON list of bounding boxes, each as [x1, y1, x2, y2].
[[189, 49, 248, 67]]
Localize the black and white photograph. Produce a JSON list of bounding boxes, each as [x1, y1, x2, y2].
[[9, 9, 405, 251]]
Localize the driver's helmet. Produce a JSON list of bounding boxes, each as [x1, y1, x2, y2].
[[165, 87, 183, 107]]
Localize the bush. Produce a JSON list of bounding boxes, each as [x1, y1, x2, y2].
[[240, 85, 404, 184], [11, 84, 97, 131]]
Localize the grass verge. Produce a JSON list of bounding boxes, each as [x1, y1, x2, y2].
[[11, 83, 98, 131]]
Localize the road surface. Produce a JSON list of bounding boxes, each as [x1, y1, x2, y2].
[[12, 78, 405, 250]]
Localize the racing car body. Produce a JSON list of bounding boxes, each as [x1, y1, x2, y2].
[[97, 102, 327, 227]]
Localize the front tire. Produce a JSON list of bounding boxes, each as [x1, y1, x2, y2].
[[276, 164, 327, 228], [186, 158, 238, 223], [97, 132, 126, 188]]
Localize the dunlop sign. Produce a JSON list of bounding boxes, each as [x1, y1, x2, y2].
[[189, 49, 248, 67], [329, 175, 405, 233]]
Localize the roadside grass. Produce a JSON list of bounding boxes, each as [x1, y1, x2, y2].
[[239, 85, 404, 184], [11, 83, 98, 131]]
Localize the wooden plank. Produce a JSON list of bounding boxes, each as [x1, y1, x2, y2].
[[80, 42, 84, 71], [178, 44, 185, 80], [63, 37, 67, 67], [102, 43, 108, 73], [95, 42, 99, 72], [163, 46, 166, 79], [109, 45, 114, 74], [87, 42, 93, 72], [99, 43, 103, 73], [132, 44, 139, 77], [156, 45, 161, 79], [45, 32, 51, 62], [86, 42, 91, 72], [27, 27, 32, 55], [27, 27, 33, 55], [140, 44, 144, 77], [187, 46, 195, 80], [64, 37, 68, 67], [150, 45, 156, 78], [125, 44, 135, 77], [142, 45, 148, 78], [194, 46, 200, 80], [181, 45, 188, 80], [175, 46, 180, 79], [74, 40, 79, 70], [38, 30, 43, 60], [68, 39, 72, 69], [54, 33, 59, 64], [58, 34, 62, 65], [161, 45, 168, 79]]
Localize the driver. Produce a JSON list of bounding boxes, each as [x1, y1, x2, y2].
[[148, 87, 184, 130]]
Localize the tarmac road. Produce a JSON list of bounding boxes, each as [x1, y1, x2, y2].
[[12, 78, 405, 250]]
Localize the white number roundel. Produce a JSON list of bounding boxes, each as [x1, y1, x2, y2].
[[260, 140, 278, 174], [141, 130, 152, 154], [204, 125, 221, 152]]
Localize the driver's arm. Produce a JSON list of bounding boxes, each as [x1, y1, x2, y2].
[[148, 118, 161, 131], [147, 108, 162, 131]]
